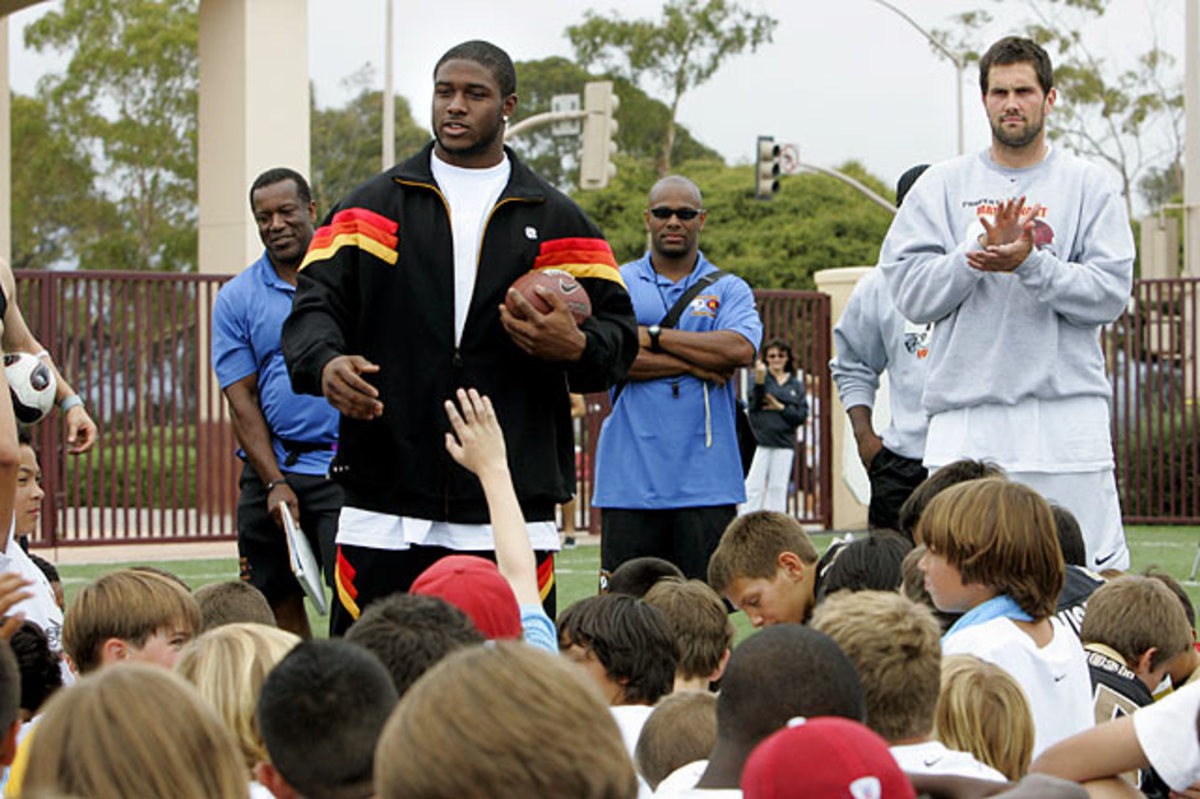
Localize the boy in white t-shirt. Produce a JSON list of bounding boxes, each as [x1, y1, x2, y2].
[[917, 478, 1092, 759], [811, 590, 1006, 783], [0, 429, 63, 658]]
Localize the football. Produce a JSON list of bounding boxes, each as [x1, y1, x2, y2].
[[506, 269, 592, 325], [4, 352, 57, 424]]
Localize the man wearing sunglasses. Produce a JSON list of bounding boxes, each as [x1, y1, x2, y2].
[[592, 175, 762, 585]]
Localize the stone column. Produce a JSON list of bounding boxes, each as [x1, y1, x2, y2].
[[0, 16, 10, 267], [198, 0, 310, 278], [814, 266, 871, 530], [196, 0, 310, 523]]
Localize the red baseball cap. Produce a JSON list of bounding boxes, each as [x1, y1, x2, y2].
[[410, 555, 522, 640], [741, 717, 915, 799]]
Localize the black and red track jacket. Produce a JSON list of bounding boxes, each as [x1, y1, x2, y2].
[[282, 143, 637, 523]]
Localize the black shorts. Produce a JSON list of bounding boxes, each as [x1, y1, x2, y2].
[[598, 505, 736, 589], [867, 447, 928, 533], [237, 464, 342, 605], [329, 543, 558, 637]]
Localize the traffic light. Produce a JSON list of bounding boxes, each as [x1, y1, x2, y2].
[[756, 135, 780, 200], [580, 81, 620, 190]]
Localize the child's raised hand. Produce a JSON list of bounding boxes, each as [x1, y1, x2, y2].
[[444, 388, 508, 478]]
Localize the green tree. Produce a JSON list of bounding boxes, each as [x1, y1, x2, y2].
[[310, 82, 430, 214], [508, 57, 721, 190], [567, 0, 776, 175], [1139, 163, 1182, 211], [10, 93, 127, 271], [24, 0, 199, 272], [931, 1, 1182, 215], [572, 158, 894, 290]]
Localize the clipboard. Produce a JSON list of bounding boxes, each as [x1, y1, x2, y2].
[[282, 511, 329, 615]]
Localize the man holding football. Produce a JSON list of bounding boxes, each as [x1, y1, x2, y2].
[[283, 40, 636, 633]]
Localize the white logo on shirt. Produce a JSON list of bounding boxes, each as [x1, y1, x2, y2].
[[525, 226, 538, 240]]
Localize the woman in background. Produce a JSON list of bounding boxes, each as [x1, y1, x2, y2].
[[743, 339, 807, 514]]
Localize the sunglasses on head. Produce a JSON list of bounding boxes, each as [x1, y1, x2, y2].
[[649, 207, 702, 221]]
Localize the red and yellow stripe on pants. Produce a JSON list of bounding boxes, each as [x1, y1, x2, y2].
[[334, 548, 361, 621], [537, 553, 555, 604]]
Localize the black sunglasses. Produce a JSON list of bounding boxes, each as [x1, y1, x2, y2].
[[648, 207, 702, 221]]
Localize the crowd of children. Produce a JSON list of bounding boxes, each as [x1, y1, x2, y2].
[[0, 385, 1196, 798]]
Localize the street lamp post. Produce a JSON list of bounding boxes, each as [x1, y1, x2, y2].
[[382, 0, 395, 170], [869, 0, 965, 156], [1186, 0, 1200, 277]]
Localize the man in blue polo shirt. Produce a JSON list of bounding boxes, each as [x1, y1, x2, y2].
[[593, 175, 762, 584], [212, 168, 341, 638]]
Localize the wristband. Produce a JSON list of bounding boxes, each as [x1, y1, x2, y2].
[[266, 478, 289, 492], [58, 395, 83, 413]]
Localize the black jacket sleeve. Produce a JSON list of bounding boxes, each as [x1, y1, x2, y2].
[[281, 205, 357, 397], [560, 215, 638, 394]]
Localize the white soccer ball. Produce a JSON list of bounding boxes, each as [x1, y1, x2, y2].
[[4, 352, 57, 425]]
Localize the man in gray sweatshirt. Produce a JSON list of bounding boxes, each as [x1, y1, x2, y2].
[[879, 36, 1133, 570]]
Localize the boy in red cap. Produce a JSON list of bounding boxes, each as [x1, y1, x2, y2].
[[410, 555, 523, 640]]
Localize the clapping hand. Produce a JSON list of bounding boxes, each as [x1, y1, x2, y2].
[[968, 196, 1041, 273]]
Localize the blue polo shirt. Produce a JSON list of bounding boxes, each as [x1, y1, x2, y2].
[[592, 252, 763, 509], [211, 252, 339, 476]]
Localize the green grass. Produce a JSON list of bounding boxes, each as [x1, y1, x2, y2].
[[53, 526, 1200, 639]]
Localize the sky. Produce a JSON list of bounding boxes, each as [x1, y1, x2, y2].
[[5, 0, 1185, 194]]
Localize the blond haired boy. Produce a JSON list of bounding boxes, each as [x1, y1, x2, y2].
[[63, 568, 201, 674], [812, 590, 1005, 782]]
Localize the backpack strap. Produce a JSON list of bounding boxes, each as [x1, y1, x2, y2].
[[658, 269, 727, 330]]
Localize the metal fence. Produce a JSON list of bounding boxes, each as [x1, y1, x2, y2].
[[570, 289, 834, 532], [1105, 277, 1200, 523], [16, 270, 239, 546], [16, 271, 836, 545], [18, 269, 1196, 547]]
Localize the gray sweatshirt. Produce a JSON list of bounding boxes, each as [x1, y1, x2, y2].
[[879, 148, 1133, 416], [830, 268, 932, 460]]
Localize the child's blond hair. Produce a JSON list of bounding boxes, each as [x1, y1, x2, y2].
[[175, 622, 300, 771], [376, 641, 637, 799], [811, 590, 942, 743], [935, 654, 1034, 780], [23, 664, 247, 799]]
